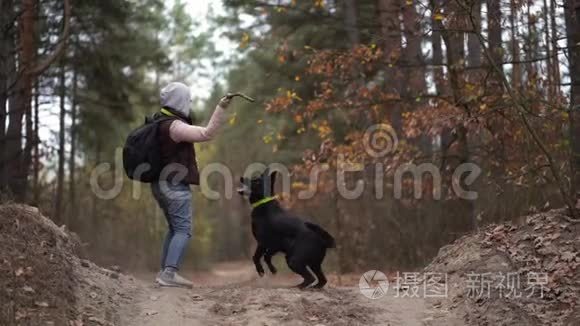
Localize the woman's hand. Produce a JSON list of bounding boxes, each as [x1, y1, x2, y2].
[[218, 92, 255, 109], [218, 95, 232, 109]]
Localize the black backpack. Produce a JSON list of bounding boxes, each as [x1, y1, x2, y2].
[[123, 115, 174, 182]]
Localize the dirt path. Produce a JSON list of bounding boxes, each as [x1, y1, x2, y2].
[[121, 263, 445, 326]]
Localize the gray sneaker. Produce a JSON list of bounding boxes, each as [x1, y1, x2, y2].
[[155, 270, 162, 284], [157, 270, 193, 289]]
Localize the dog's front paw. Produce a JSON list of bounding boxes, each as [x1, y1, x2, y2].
[[256, 268, 265, 277], [269, 266, 277, 274]]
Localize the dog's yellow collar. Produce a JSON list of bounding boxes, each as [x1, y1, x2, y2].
[[252, 196, 278, 209], [160, 108, 176, 117]]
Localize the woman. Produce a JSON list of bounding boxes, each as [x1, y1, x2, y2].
[[152, 82, 231, 288]]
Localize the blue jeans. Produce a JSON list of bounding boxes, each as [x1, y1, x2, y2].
[[151, 181, 192, 270]]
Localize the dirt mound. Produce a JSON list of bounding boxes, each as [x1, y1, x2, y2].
[[0, 205, 78, 325], [0, 204, 138, 326], [423, 208, 580, 326], [205, 287, 376, 326]]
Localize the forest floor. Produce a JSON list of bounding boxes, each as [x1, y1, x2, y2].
[[1, 204, 578, 325], [121, 262, 447, 326]]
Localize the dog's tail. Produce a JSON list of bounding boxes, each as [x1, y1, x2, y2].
[[306, 222, 336, 248]]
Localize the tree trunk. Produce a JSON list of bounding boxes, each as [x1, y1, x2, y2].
[[0, 0, 15, 193], [402, 1, 426, 95], [510, 0, 521, 89], [440, 7, 465, 94], [402, 2, 428, 152], [565, 0, 580, 200], [438, 0, 476, 230], [54, 60, 66, 224], [542, 0, 552, 98], [487, 0, 503, 85], [485, 0, 508, 179], [551, 0, 561, 96], [377, 0, 403, 131], [92, 140, 102, 222], [377, 0, 402, 86], [32, 1, 41, 205], [343, 0, 359, 45], [24, 86, 34, 203], [431, 0, 446, 95], [0, 0, 13, 138], [4, 0, 37, 200], [333, 190, 345, 285], [526, 2, 539, 91], [33, 81, 40, 205], [467, 0, 482, 68], [69, 65, 78, 213]]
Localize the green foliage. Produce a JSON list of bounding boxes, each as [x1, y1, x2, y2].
[[72, 0, 167, 156]]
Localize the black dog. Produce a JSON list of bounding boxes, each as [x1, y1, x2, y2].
[[238, 169, 336, 288]]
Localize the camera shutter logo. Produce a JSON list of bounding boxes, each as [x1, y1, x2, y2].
[[359, 270, 389, 299]]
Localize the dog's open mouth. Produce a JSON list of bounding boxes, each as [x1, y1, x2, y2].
[[237, 183, 249, 196], [237, 177, 251, 196]]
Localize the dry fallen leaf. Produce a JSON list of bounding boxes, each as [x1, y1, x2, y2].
[[561, 251, 576, 262], [35, 301, 49, 308], [87, 316, 105, 325], [69, 319, 83, 326], [190, 294, 203, 302], [15, 310, 27, 321], [145, 310, 158, 316], [22, 286, 35, 293], [543, 201, 550, 209]]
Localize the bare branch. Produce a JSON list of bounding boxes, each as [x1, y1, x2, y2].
[[456, 0, 579, 219], [31, 0, 71, 76]]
